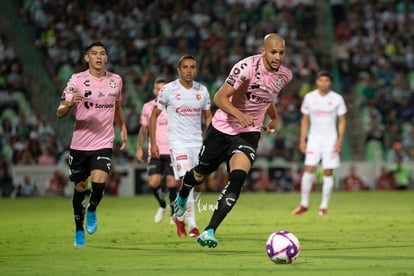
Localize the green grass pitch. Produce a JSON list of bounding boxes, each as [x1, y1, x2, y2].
[[0, 191, 413, 276]]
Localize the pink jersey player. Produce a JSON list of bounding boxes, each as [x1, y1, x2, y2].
[[212, 54, 292, 135], [173, 34, 292, 247], [60, 70, 123, 151], [140, 99, 169, 155], [57, 41, 127, 248]]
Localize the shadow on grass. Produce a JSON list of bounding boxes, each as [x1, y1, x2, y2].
[[89, 242, 256, 255]]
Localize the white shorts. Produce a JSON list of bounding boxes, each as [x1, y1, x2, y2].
[[304, 139, 340, 169], [170, 146, 201, 180]]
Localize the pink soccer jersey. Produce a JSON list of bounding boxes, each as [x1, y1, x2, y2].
[[156, 79, 211, 149], [140, 99, 169, 155], [61, 70, 123, 150], [301, 89, 347, 141], [212, 54, 292, 135]]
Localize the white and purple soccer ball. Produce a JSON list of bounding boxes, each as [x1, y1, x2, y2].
[[266, 231, 301, 264]]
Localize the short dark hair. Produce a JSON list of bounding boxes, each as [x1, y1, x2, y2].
[[154, 77, 166, 84], [177, 55, 196, 68], [84, 41, 107, 54], [316, 70, 333, 81]]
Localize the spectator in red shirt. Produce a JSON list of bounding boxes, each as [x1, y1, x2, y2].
[[342, 165, 370, 191]]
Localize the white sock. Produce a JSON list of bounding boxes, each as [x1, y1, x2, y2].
[[185, 188, 197, 229], [300, 172, 314, 208], [320, 176, 334, 209]]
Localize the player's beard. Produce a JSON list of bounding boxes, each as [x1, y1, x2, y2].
[[266, 58, 280, 72]]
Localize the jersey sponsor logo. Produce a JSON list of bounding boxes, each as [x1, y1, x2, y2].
[[84, 90, 92, 97], [239, 62, 248, 70], [313, 110, 334, 117], [84, 102, 94, 109], [109, 79, 116, 88], [245, 92, 272, 104], [226, 76, 236, 86], [176, 154, 188, 161], [175, 93, 181, 100], [95, 103, 115, 109], [84, 80, 90, 86], [176, 105, 201, 116], [108, 93, 117, 97]]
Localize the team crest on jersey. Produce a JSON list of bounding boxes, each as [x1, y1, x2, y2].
[[196, 94, 201, 100], [276, 76, 283, 86], [109, 79, 116, 88]]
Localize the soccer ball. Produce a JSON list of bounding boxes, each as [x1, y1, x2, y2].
[[266, 231, 300, 264]]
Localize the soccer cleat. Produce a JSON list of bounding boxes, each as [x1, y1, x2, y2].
[[173, 195, 187, 217], [173, 215, 187, 237], [86, 208, 97, 234], [189, 227, 200, 238], [318, 208, 328, 216], [74, 230, 85, 247], [292, 205, 308, 215], [154, 207, 166, 223], [197, 229, 218, 248]]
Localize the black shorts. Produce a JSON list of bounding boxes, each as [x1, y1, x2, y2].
[[68, 148, 113, 183], [195, 125, 260, 175], [147, 154, 174, 176]]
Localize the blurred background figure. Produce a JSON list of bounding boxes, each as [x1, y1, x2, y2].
[[388, 154, 412, 190], [342, 164, 370, 191], [16, 172, 38, 197], [46, 169, 67, 197], [376, 166, 395, 191]]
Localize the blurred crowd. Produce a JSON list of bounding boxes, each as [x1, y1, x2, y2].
[[1, 0, 413, 196], [340, 0, 414, 162]]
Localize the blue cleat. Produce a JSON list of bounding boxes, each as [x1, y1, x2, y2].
[[197, 229, 218, 248], [173, 195, 187, 217], [74, 230, 85, 247], [86, 208, 97, 234]]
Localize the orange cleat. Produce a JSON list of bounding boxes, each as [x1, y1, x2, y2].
[[292, 205, 308, 215]]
